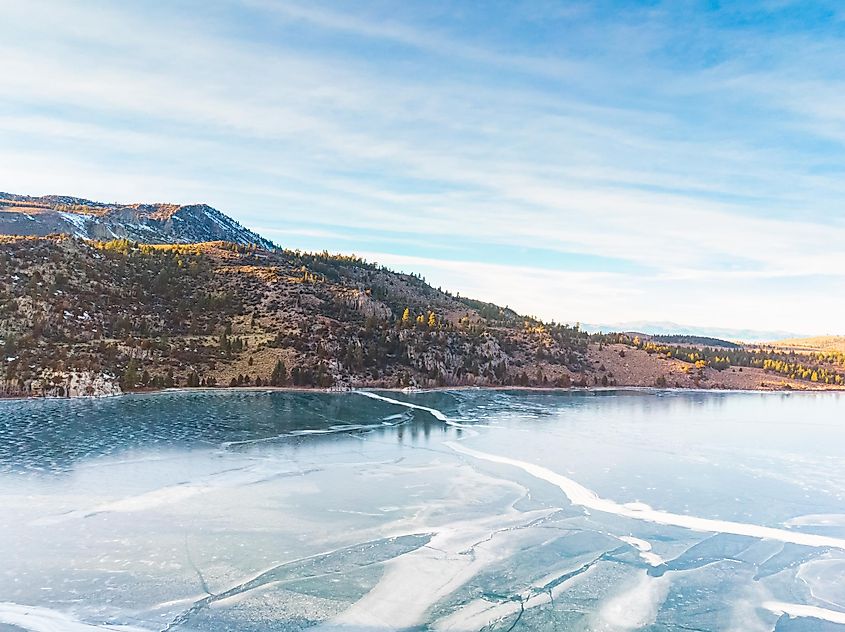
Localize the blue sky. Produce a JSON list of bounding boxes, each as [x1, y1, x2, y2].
[[2, 1, 845, 336]]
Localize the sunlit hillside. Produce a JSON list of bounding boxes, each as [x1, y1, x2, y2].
[[771, 336, 845, 354]]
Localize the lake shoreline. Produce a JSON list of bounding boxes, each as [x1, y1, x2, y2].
[[3, 382, 844, 402]]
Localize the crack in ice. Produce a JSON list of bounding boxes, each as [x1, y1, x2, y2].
[[160, 535, 430, 631], [355, 391, 472, 428], [434, 552, 609, 631], [446, 442, 845, 551], [315, 509, 556, 632]]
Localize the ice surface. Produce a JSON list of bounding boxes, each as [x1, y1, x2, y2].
[[2, 389, 845, 630], [447, 442, 845, 550], [617, 536, 664, 566], [0, 602, 149, 631], [316, 509, 556, 631], [765, 601, 845, 624], [593, 570, 670, 631], [355, 390, 467, 427]]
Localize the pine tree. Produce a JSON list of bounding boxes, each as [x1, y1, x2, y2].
[[270, 359, 287, 386], [120, 358, 139, 390]]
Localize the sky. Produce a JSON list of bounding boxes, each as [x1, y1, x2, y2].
[[2, 0, 845, 337]]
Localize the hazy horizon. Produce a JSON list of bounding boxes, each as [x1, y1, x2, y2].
[[3, 1, 845, 333]]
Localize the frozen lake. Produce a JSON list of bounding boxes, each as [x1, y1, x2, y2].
[[2, 389, 845, 631]]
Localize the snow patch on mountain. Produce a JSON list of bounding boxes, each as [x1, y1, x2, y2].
[[1, 193, 277, 250]]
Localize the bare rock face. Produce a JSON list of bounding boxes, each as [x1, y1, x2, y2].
[[0, 193, 275, 250], [397, 329, 510, 385], [66, 371, 122, 398], [35, 371, 122, 398], [342, 288, 393, 320]]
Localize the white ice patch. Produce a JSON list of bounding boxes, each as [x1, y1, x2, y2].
[[314, 508, 556, 632], [593, 571, 670, 631], [763, 601, 845, 624], [447, 443, 845, 551], [785, 513, 845, 527], [356, 391, 468, 428], [618, 536, 664, 566], [0, 602, 148, 631]]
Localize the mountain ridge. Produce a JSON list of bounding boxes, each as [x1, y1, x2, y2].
[[0, 192, 275, 250], [581, 321, 807, 343]]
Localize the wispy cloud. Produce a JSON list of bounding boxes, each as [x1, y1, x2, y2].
[[242, 0, 584, 78], [2, 0, 844, 332]]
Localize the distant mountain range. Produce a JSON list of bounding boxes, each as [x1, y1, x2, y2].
[[580, 321, 807, 344], [0, 192, 275, 250]]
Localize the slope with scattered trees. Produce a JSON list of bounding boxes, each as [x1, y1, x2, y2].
[[1, 235, 841, 398], [0, 236, 593, 396]]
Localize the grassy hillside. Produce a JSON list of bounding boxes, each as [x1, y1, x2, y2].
[[771, 336, 845, 354]]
